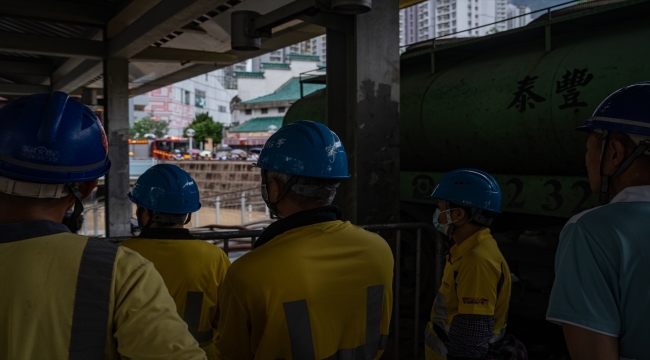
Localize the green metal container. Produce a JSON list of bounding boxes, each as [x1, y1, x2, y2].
[[285, 0, 650, 218]]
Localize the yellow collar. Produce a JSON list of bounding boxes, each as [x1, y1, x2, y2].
[[449, 228, 492, 263]]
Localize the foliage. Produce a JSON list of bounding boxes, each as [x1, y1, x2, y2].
[[129, 114, 169, 139], [183, 112, 224, 144]]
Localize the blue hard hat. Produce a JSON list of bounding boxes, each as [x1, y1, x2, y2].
[[128, 164, 201, 214], [0, 92, 110, 183], [576, 81, 650, 136], [255, 120, 350, 179], [426, 169, 502, 213]]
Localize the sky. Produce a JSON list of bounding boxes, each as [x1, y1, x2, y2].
[[509, 0, 583, 17]]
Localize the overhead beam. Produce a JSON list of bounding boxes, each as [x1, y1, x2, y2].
[[0, 61, 51, 76], [0, 83, 50, 96], [0, 0, 109, 25], [108, 0, 228, 59], [53, 60, 103, 93], [129, 64, 221, 96], [129, 21, 325, 97], [131, 47, 238, 64], [0, 32, 103, 59]]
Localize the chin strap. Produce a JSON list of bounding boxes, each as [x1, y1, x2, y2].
[[598, 130, 650, 204], [64, 184, 84, 231], [261, 170, 299, 219]]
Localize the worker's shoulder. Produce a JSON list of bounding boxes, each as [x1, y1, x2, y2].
[[463, 236, 505, 265]]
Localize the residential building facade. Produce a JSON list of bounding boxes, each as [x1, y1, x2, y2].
[[399, 0, 528, 46], [131, 69, 235, 137]]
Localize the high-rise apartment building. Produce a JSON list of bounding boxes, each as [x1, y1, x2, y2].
[[507, 4, 532, 30], [400, 0, 527, 46]]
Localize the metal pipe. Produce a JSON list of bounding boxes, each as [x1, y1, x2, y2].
[[394, 230, 401, 360], [265, 204, 269, 219], [216, 196, 221, 225], [83, 211, 88, 235], [241, 191, 246, 224], [93, 197, 98, 236], [414, 228, 421, 360], [195, 211, 199, 228], [248, 204, 252, 222]]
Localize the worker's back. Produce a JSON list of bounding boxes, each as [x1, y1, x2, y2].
[[121, 228, 231, 359], [0, 221, 206, 359], [215, 220, 394, 360]]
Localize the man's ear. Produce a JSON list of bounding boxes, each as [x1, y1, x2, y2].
[[454, 207, 467, 222], [608, 139, 629, 167], [77, 179, 99, 200], [267, 178, 283, 203]]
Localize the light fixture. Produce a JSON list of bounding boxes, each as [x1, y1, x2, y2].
[[231, 11, 262, 51], [331, 0, 372, 14]]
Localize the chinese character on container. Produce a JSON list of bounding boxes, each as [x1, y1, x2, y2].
[[555, 68, 594, 109], [507, 75, 547, 113]]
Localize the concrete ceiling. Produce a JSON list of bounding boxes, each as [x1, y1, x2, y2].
[[0, 0, 326, 100], [0, 0, 418, 101]]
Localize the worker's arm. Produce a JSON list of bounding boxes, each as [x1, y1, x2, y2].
[[112, 247, 207, 360], [562, 323, 618, 360], [214, 274, 254, 360], [446, 314, 494, 360], [547, 222, 621, 358]]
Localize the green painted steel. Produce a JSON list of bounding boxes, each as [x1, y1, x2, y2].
[[402, 171, 599, 219], [284, 1, 650, 218], [284, 88, 326, 125], [401, 22, 650, 176], [242, 78, 326, 104]]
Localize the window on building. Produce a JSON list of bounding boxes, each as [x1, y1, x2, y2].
[[245, 109, 252, 115], [261, 108, 268, 114], [218, 105, 227, 113], [134, 104, 146, 111], [195, 89, 206, 108], [184, 90, 190, 105], [205, 74, 209, 81], [475, 6, 478, 10], [278, 107, 286, 113]]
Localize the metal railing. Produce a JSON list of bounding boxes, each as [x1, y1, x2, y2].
[[103, 221, 443, 359], [399, 0, 585, 50]]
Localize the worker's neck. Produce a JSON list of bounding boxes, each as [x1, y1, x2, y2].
[[610, 165, 650, 197], [276, 200, 324, 219], [451, 222, 485, 246], [0, 205, 67, 225]]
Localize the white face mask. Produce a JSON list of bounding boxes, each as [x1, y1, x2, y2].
[[432, 208, 459, 235]]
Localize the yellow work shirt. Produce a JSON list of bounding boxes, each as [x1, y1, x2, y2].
[[121, 228, 231, 359], [215, 219, 394, 360], [0, 220, 206, 360], [425, 228, 512, 360]]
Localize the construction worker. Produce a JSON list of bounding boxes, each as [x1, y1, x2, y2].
[[121, 164, 230, 359], [547, 82, 650, 360], [424, 169, 524, 360], [214, 120, 394, 360], [0, 92, 206, 359]]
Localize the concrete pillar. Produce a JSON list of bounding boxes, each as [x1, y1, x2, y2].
[[103, 58, 132, 236], [327, 0, 400, 225]]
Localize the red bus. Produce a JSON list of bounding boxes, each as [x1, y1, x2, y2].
[[129, 137, 191, 160]]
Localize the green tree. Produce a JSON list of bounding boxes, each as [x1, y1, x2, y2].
[[129, 114, 169, 139], [183, 112, 223, 144]]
